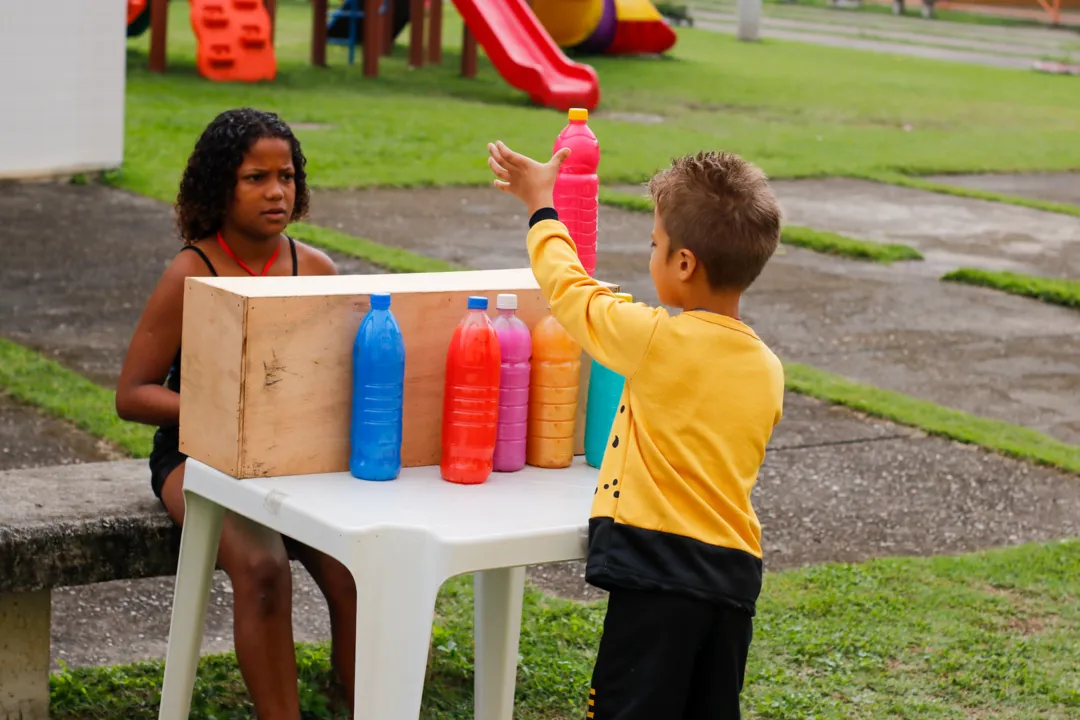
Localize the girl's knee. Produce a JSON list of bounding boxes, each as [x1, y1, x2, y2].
[[230, 550, 292, 612]]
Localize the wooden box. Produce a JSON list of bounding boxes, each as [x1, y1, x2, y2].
[[178, 269, 617, 479]]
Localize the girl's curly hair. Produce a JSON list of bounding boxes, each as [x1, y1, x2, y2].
[[175, 108, 310, 244]]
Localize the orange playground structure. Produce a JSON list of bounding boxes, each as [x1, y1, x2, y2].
[[126, 0, 680, 110]]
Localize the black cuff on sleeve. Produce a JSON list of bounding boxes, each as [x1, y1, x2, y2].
[[529, 207, 559, 227]]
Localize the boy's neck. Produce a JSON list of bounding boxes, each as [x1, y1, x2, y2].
[[679, 289, 742, 320]]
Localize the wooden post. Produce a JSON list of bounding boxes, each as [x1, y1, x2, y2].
[[364, 0, 382, 77], [312, 0, 328, 66], [427, 0, 442, 64], [383, 0, 396, 55], [265, 0, 277, 42], [409, 0, 426, 67], [149, 0, 168, 73], [461, 24, 477, 78]]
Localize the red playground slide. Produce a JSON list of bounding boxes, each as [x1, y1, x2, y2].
[[453, 0, 600, 111]]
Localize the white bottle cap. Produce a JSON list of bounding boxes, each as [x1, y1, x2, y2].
[[496, 293, 518, 310]]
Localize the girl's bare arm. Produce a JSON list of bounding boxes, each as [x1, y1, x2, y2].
[[115, 252, 205, 427]]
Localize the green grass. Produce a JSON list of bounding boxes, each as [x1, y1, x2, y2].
[[942, 268, 1080, 309], [780, 225, 923, 262], [49, 539, 1080, 718], [289, 222, 464, 273], [0, 339, 153, 457], [785, 362, 1080, 473], [599, 187, 654, 214], [600, 190, 923, 262], [865, 172, 1080, 219], [116, 1, 1080, 205]]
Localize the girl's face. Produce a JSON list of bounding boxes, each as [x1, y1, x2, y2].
[[227, 137, 296, 240]]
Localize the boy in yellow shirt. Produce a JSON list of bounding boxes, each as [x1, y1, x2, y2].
[[487, 140, 785, 719]]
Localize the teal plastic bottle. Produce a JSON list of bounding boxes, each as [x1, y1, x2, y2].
[[584, 292, 633, 468]]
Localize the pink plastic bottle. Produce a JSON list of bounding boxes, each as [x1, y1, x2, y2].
[[441, 296, 502, 485], [492, 293, 532, 472], [553, 108, 600, 276]]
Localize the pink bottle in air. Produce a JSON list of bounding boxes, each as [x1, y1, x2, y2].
[[492, 293, 532, 472], [553, 108, 600, 277]]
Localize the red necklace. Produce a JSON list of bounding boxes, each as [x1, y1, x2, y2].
[[217, 232, 280, 276]]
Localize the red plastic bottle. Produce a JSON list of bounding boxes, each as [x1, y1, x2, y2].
[[441, 296, 502, 484], [553, 108, 600, 276]]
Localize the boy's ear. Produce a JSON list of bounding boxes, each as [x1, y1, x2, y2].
[[676, 248, 698, 281]]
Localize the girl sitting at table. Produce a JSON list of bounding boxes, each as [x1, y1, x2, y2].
[[116, 107, 358, 718]]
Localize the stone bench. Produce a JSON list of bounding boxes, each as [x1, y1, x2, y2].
[[0, 460, 180, 720]]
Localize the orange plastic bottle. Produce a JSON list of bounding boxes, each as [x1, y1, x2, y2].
[[527, 311, 581, 468], [441, 296, 502, 484]]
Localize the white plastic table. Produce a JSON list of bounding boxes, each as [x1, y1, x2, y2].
[[157, 457, 598, 720]]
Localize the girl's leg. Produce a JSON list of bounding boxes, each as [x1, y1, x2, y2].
[[161, 463, 301, 720], [292, 544, 359, 712]]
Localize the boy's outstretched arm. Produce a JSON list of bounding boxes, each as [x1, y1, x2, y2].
[[527, 214, 661, 379], [488, 140, 663, 378]]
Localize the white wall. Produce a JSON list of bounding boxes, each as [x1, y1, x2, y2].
[[0, 1, 127, 178]]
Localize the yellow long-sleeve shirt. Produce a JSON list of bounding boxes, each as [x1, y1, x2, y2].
[[527, 215, 784, 614]]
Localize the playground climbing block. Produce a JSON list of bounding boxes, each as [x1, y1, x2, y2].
[[190, 0, 276, 82]]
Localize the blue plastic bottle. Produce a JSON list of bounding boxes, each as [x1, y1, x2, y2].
[[350, 292, 406, 481], [584, 292, 633, 468]]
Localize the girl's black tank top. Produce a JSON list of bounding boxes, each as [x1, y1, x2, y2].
[[163, 237, 298, 395]]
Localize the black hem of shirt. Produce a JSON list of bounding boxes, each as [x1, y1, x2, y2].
[[585, 517, 763, 615]]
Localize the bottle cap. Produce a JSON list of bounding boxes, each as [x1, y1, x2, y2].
[[370, 292, 391, 310], [614, 292, 633, 302], [496, 293, 518, 310], [568, 108, 588, 122], [467, 295, 489, 310]]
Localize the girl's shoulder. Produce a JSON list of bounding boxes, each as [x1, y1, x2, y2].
[[290, 236, 338, 277], [176, 239, 220, 276]]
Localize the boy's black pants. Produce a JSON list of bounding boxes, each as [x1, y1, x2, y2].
[[588, 588, 753, 720]]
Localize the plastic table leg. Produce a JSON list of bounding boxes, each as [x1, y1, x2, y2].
[[473, 566, 526, 720], [349, 539, 442, 720], [157, 492, 225, 720]]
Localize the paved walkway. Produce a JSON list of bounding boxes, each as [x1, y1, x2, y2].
[[692, 0, 1080, 67], [925, 171, 1080, 205], [3, 182, 1078, 669], [313, 182, 1080, 445], [768, 177, 1080, 278]]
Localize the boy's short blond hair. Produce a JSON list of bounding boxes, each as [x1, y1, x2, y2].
[[648, 151, 782, 291]]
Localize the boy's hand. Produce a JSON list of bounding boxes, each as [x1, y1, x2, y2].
[[487, 141, 571, 216]]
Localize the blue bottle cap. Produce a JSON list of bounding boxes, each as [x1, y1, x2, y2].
[[370, 292, 391, 310], [467, 296, 488, 310]]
